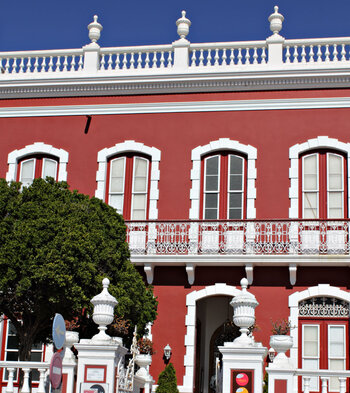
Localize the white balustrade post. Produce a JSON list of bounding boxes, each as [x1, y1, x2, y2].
[[83, 15, 102, 74], [303, 376, 311, 393], [37, 368, 47, 393], [266, 6, 285, 67], [339, 377, 346, 393], [21, 368, 31, 393], [172, 11, 191, 71], [320, 377, 328, 393], [5, 368, 15, 393]]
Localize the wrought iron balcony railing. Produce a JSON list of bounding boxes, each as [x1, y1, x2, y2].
[[125, 220, 350, 256]]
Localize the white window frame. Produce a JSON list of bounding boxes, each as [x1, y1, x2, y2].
[[108, 156, 126, 214], [42, 157, 58, 180], [302, 324, 320, 392], [227, 154, 244, 220], [19, 158, 36, 186], [95, 141, 160, 220], [327, 153, 344, 219], [289, 136, 350, 218], [131, 156, 149, 220], [328, 324, 346, 392], [203, 155, 220, 220], [7, 142, 68, 183], [302, 153, 319, 219], [190, 138, 257, 219]]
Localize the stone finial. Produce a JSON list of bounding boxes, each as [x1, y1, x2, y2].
[[88, 15, 103, 44], [268, 6, 284, 35], [230, 277, 259, 346], [176, 10, 191, 40], [90, 278, 118, 342]]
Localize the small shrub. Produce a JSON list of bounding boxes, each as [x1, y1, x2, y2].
[[156, 363, 179, 393], [271, 318, 292, 335], [137, 337, 154, 355]]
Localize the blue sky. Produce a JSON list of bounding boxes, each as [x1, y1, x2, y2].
[[1, 0, 350, 51]]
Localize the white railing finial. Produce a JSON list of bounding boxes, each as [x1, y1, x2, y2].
[[268, 5, 284, 35], [88, 15, 103, 44], [176, 10, 191, 40]]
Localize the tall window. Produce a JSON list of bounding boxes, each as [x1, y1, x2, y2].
[[202, 153, 245, 219], [299, 296, 349, 392], [17, 155, 58, 187], [107, 154, 150, 220], [301, 151, 346, 219]]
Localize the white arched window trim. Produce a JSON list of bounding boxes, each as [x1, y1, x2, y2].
[[189, 138, 257, 219], [6, 142, 69, 182], [181, 284, 241, 392], [95, 140, 161, 220], [289, 136, 350, 218], [288, 285, 350, 371]]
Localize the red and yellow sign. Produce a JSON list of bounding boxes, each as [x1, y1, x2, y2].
[[231, 370, 254, 393]]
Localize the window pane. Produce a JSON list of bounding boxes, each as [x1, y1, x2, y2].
[[134, 158, 148, 192], [110, 158, 125, 193], [30, 352, 42, 362], [206, 156, 219, 175], [229, 193, 242, 209], [303, 155, 317, 191], [229, 175, 242, 191], [303, 326, 319, 357], [230, 155, 243, 174], [329, 326, 345, 357], [205, 194, 218, 209], [328, 154, 343, 190], [229, 209, 242, 219], [109, 195, 123, 213], [134, 177, 147, 192], [132, 194, 146, 220], [6, 351, 18, 361], [206, 175, 218, 191], [42, 159, 57, 179], [205, 209, 218, 220], [7, 336, 19, 350], [20, 159, 35, 186], [303, 192, 318, 219]]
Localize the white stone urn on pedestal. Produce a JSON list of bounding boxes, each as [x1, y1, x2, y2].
[[230, 278, 259, 346], [269, 335, 293, 368], [91, 278, 118, 342], [64, 331, 79, 363], [135, 354, 152, 377]]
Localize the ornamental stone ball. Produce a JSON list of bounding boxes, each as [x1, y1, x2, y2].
[[88, 15, 103, 44], [176, 11, 191, 39], [91, 278, 118, 342], [268, 6, 284, 35]]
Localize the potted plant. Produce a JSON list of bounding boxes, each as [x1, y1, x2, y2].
[[135, 337, 154, 376], [269, 319, 293, 366], [64, 319, 80, 361]]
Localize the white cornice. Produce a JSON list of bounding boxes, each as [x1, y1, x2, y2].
[[2, 66, 350, 98], [2, 96, 350, 118]]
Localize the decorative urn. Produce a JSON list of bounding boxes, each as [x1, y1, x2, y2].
[[88, 15, 103, 44], [64, 331, 79, 362], [268, 6, 284, 35], [230, 278, 258, 346], [91, 278, 118, 342], [135, 354, 152, 377], [269, 335, 293, 367], [176, 11, 191, 40]]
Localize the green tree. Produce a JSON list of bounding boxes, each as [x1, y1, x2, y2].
[[0, 178, 157, 360], [155, 363, 179, 393]]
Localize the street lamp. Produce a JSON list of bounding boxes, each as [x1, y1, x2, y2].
[[163, 344, 172, 363]]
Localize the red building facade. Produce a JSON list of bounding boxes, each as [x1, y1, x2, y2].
[[0, 8, 350, 393]]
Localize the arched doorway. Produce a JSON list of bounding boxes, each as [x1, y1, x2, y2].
[[194, 296, 239, 393]]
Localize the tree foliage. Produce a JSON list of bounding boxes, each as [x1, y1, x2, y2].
[[0, 178, 157, 360], [155, 363, 179, 393]]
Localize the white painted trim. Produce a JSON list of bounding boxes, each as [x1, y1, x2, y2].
[[181, 284, 241, 393], [95, 140, 161, 220], [189, 138, 257, 219], [6, 142, 69, 182], [4, 97, 350, 118], [288, 285, 350, 373], [2, 67, 350, 98], [289, 136, 350, 218]]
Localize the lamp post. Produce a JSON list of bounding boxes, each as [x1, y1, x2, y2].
[[163, 344, 172, 364]]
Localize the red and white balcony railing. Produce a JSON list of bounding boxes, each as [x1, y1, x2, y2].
[[125, 220, 350, 255]]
